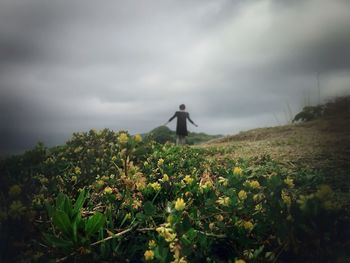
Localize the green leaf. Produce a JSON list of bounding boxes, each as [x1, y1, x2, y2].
[[85, 212, 106, 236], [143, 201, 156, 216], [56, 193, 73, 217], [135, 212, 146, 221], [45, 203, 54, 218], [56, 193, 66, 211], [72, 220, 77, 243], [73, 189, 88, 214], [180, 235, 191, 246], [53, 210, 72, 237], [43, 233, 74, 248], [154, 245, 169, 263], [180, 216, 192, 232], [186, 228, 197, 241], [254, 245, 265, 258]]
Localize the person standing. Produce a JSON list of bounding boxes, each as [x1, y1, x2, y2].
[[165, 104, 198, 145]]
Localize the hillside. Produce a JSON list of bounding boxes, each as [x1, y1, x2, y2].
[[201, 96, 350, 194]]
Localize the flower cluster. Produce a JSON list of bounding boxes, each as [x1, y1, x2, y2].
[[149, 182, 161, 191], [118, 132, 129, 144], [216, 196, 230, 206], [156, 224, 177, 242], [233, 167, 243, 176], [174, 198, 186, 211], [238, 190, 248, 201]]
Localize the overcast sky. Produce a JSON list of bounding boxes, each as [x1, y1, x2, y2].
[[1, 0, 350, 155]]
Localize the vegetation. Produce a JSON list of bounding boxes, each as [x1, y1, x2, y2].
[[1, 126, 349, 262], [144, 126, 221, 145], [293, 95, 350, 122]]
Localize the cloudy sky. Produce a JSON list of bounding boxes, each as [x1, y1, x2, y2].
[[1, 0, 350, 155]]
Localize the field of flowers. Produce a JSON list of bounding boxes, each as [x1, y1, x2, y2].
[[0, 129, 349, 262]]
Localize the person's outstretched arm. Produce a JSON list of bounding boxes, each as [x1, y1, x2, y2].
[[164, 112, 177, 125], [187, 113, 198, 127]]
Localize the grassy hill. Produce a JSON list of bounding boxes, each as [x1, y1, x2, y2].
[[201, 95, 350, 204]]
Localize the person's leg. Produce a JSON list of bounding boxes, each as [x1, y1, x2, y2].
[[180, 135, 186, 145], [176, 135, 186, 145]]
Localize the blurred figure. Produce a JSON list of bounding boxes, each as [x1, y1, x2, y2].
[[165, 104, 198, 145]]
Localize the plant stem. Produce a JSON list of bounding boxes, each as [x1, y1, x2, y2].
[[90, 224, 137, 246]]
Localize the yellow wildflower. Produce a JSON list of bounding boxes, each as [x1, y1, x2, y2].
[[149, 182, 161, 191], [160, 174, 169, 182], [233, 167, 243, 176], [199, 171, 213, 190], [39, 177, 49, 185], [74, 146, 82, 153], [183, 175, 193, 185], [132, 199, 142, 209], [167, 214, 174, 224], [96, 180, 104, 186], [218, 176, 228, 186], [216, 196, 230, 206], [148, 239, 157, 249], [169, 242, 181, 262], [172, 257, 187, 263], [111, 155, 117, 162], [281, 190, 291, 206], [185, 191, 192, 198], [199, 180, 213, 190], [255, 203, 263, 212], [118, 133, 129, 144], [144, 250, 154, 261], [248, 180, 260, 189], [134, 134, 142, 143], [235, 259, 246, 263], [125, 213, 131, 220], [71, 176, 77, 183], [215, 214, 224, 222], [297, 194, 309, 210], [74, 167, 81, 175], [175, 198, 186, 211], [253, 193, 265, 202], [157, 158, 164, 166], [101, 175, 109, 181], [284, 177, 295, 188], [238, 190, 247, 200], [209, 222, 215, 230], [156, 226, 177, 242], [104, 186, 113, 194], [243, 220, 254, 231], [244, 249, 254, 259], [134, 174, 147, 190]]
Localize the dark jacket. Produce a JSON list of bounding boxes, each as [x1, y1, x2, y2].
[[168, 111, 195, 136]]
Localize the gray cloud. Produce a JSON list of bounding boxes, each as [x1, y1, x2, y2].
[[1, 0, 350, 155]]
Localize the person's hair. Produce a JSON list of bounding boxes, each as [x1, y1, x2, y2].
[[179, 104, 186, 110]]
